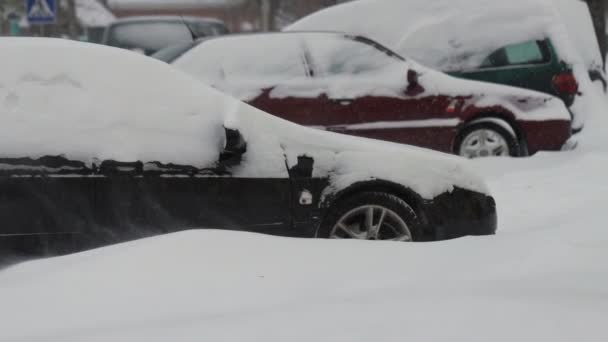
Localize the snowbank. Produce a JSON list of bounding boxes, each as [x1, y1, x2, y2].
[[286, 0, 605, 129], [1, 191, 606, 342]]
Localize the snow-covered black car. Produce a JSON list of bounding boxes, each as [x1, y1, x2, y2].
[[0, 39, 496, 255]]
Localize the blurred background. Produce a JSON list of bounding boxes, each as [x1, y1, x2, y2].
[[0, 0, 605, 59], [0, 0, 351, 41]]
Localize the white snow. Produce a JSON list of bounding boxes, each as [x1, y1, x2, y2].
[[0, 38, 226, 168], [286, 0, 603, 130]]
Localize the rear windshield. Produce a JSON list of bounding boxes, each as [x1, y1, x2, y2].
[[106, 20, 225, 54]]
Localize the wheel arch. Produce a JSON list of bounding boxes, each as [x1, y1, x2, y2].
[[455, 113, 528, 156], [318, 179, 430, 235]]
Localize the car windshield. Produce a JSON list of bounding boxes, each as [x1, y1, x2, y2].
[[106, 20, 221, 54]]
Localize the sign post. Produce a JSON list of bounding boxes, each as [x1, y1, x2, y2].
[[26, 0, 57, 26]]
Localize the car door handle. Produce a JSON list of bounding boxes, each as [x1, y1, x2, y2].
[[331, 98, 354, 106]]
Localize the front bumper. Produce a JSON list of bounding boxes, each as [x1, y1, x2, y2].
[[422, 187, 497, 241]]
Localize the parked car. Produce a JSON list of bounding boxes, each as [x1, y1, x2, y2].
[[0, 38, 496, 255], [286, 0, 606, 132], [161, 32, 573, 158], [101, 16, 228, 55], [448, 39, 581, 109]]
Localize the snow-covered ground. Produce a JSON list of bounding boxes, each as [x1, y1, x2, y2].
[[1, 99, 607, 342]]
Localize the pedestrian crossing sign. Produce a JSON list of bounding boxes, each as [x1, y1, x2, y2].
[[26, 0, 57, 25]]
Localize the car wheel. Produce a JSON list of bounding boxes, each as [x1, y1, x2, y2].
[[456, 122, 519, 158], [319, 192, 420, 242]]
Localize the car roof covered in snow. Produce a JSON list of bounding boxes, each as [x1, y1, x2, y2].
[[286, 0, 601, 73], [0, 38, 227, 168]]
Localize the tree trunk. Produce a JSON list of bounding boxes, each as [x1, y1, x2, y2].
[[583, 0, 606, 66]]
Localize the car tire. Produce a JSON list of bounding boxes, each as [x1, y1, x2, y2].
[[319, 192, 421, 242], [456, 121, 520, 158]]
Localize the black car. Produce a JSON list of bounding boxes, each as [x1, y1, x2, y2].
[[0, 38, 496, 256]]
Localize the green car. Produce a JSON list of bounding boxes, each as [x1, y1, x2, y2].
[[448, 39, 579, 108]]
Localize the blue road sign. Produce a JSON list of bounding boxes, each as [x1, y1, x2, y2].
[[26, 0, 57, 25]]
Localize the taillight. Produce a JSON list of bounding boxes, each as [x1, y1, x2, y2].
[[552, 72, 578, 95]]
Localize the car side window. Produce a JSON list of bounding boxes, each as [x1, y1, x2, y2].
[[304, 35, 401, 76], [175, 35, 309, 84], [479, 40, 547, 68]]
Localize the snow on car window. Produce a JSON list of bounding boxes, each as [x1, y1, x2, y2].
[[174, 34, 308, 85], [304, 35, 401, 76], [0, 38, 226, 168]]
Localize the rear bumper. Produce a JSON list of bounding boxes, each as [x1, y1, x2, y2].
[[422, 187, 497, 241], [518, 119, 572, 155]]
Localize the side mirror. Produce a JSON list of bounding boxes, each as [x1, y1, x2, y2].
[[405, 69, 425, 96], [219, 127, 247, 166]]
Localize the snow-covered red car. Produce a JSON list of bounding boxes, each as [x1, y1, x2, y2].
[[0, 38, 495, 255], [163, 32, 573, 158], [286, 0, 605, 132]]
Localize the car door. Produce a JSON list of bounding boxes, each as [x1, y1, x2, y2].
[[0, 156, 97, 238], [303, 34, 453, 150], [91, 140, 293, 243], [0, 142, 293, 248]]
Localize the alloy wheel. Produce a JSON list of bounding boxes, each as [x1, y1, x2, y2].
[[459, 128, 510, 158], [330, 205, 412, 241]]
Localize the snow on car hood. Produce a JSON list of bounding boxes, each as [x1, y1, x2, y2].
[[0, 38, 488, 199], [286, 0, 605, 129], [223, 100, 490, 198]]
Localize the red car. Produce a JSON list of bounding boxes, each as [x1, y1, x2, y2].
[[162, 32, 573, 158]]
